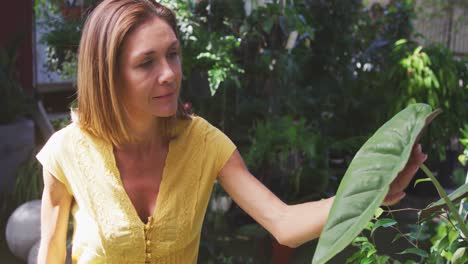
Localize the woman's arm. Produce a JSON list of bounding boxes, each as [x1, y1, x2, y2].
[[218, 150, 332, 248], [218, 145, 426, 248], [38, 169, 72, 264]]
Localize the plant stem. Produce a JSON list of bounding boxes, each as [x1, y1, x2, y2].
[[459, 171, 468, 215], [389, 226, 418, 248], [420, 164, 468, 241], [383, 208, 421, 213]]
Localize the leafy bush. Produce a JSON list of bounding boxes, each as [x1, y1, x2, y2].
[[0, 37, 33, 124], [245, 116, 329, 202]]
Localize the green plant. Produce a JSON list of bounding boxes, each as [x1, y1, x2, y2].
[[38, 8, 83, 76], [345, 189, 468, 264], [459, 125, 468, 167], [345, 204, 468, 264], [13, 154, 44, 205], [427, 213, 467, 264], [0, 37, 33, 124], [35, 0, 96, 77], [50, 115, 72, 131], [312, 103, 440, 264], [157, 0, 245, 97], [346, 217, 395, 264], [312, 103, 468, 263], [244, 116, 329, 203], [388, 42, 468, 160]]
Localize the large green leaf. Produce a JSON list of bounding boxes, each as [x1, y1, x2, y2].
[[312, 104, 441, 264], [419, 182, 468, 219]]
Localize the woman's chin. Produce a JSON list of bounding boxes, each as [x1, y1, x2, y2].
[[153, 108, 177, 118]]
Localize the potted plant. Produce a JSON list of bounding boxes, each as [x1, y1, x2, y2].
[[37, 0, 99, 76], [0, 39, 35, 194], [243, 116, 330, 262], [36, 0, 92, 21]]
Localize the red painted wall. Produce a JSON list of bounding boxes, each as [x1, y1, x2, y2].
[[0, 0, 34, 94]]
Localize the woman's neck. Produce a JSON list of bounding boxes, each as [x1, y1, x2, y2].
[[117, 116, 164, 154]]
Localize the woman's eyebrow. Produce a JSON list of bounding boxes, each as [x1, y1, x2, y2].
[[133, 50, 156, 60], [132, 40, 180, 59], [168, 40, 181, 49]]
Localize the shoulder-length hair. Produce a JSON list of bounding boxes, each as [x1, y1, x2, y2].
[[76, 0, 189, 147]]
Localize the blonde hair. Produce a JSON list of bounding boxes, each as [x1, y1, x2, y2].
[[76, 0, 189, 147]]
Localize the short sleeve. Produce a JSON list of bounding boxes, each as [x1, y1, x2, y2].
[[203, 120, 237, 180], [36, 130, 73, 195]]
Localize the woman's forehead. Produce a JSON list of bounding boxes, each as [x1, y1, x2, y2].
[[121, 17, 178, 59]]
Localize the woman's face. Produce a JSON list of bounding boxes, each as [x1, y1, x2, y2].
[[119, 17, 181, 119]]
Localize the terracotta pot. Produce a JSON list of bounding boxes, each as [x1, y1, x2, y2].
[[271, 238, 294, 264], [61, 5, 83, 20]]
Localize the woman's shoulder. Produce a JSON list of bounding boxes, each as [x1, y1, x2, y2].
[[43, 121, 93, 154], [176, 115, 215, 138], [46, 121, 80, 145], [37, 121, 82, 166], [188, 115, 211, 129]]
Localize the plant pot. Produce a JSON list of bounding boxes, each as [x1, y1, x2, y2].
[[61, 5, 83, 20], [271, 238, 294, 264], [0, 119, 35, 194]]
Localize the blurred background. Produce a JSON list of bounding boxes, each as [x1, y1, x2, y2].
[[0, 0, 467, 263]]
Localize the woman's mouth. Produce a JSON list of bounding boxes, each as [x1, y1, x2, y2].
[[153, 92, 175, 99]]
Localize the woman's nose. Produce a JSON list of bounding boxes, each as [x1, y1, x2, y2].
[[158, 59, 176, 84]]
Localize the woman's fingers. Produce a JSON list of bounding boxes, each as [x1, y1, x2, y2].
[[390, 144, 427, 192], [385, 144, 427, 206], [382, 191, 406, 206]]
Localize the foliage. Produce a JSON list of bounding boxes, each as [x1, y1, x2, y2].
[[34, 0, 97, 19], [343, 158, 468, 264], [386, 41, 468, 160], [196, 35, 244, 96], [421, 178, 468, 219], [35, 0, 87, 78], [35, 0, 102, 81], [346, 0, 467, 161], [50, 115, 72, 131], [34, 0, 61, 19], [245, 116, 329, 202], [424, 215, 468, 263], [313, 104, 439, 264], [34, 0, 468, 261], [156, 0, 245, 96], [41, 19, 81, 76], [459, 125, 468, 167], [0, 36, 33, 124], [13, 154, 44, 205], [346, 218, 394, 264], [346, 201, 468, 264]]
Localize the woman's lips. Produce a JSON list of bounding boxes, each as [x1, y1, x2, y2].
[[153, 92, 175, 99]]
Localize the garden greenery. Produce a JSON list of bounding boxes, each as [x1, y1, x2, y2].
[[34, 0, 468, 262], [313, 103, 441, 264]]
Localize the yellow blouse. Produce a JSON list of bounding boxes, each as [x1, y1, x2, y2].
[[36, 116, 236, 264]]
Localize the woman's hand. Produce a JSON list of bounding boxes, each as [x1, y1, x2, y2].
[[383, 143, 427, 206]]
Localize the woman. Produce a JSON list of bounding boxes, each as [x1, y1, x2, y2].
[[37, 0, 427, 263]]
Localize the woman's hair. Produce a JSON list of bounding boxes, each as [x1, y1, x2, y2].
[[76, 0, 189, 147]]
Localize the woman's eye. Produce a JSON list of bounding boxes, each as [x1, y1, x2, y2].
[[139, 59, 153, 68], [167, 51, 179, 59]]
